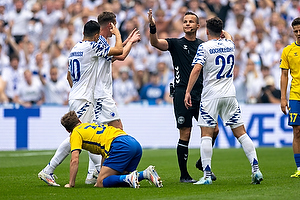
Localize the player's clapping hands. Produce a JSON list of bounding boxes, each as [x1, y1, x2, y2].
[[129, 29, 141, 43]]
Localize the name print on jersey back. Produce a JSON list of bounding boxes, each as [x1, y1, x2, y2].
[[192, 39, 236, 101]]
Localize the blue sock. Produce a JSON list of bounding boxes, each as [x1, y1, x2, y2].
[[138, 171, 144, 182], [102, 175, 123, 187], [294, 154, 300, 168]]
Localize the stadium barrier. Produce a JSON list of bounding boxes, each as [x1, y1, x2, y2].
[[0, 103, 292, 150]]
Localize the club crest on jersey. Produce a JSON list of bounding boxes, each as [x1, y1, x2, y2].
[[110, 112, 116, 117], [178, 116, 185, 124]]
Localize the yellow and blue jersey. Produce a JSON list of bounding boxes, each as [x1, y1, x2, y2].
[[280, 42, 300, 100], [70, 123, 127, 158]]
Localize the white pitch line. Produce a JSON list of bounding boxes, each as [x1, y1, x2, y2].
[[0, 151, 54, 157]]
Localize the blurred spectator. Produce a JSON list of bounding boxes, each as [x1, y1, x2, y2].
[[13, 69, 44, 107], [112, 55, 135, 80], [0, 44, 9, 74], [6, 0, 32, 51], [244, 58, 264, 104], [5, 24, 27, 69], [39, 66, 69, 105], [252, 21, 273, 66], [187, 0, 206, 20], [0, 19, 7, 52], [0, 75, 8, 103], [268, 39, 284, 89], [225, 3, 255, 42], [0, 1, 7, 23], [156, 61, 173, 86], [28, 2, 43, 49], [113, 66, 139, 105], [257, 75, 281, 104], [233, 65, 247, 104], [50, 43, 68, 79], [37, 0, 63, 41], [1, 54, 24, 103], [280, 0, 300, 26], [253, 0, 274, 27], [241, 40, 263, 73], [233, 34, 246, 74], [204, 0, 231, 24], [29, 52, 50, 81], [139, 71, 165, 105]]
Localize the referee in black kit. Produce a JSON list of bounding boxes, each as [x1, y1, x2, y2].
[[147, 9, 218, 183]]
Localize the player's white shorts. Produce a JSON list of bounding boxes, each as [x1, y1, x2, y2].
[[94, 97, 120, 124], [69, 99, 94, 123], [198, 97, 244, 129]]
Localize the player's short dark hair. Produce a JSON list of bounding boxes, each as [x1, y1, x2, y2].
[[291, 17, 300, 27], [97, 12, 116, 27], [83, 20, 100, 38], [206, 17, 223, 37], [61, 111, 80, 132], [184, 11, 199, 24]]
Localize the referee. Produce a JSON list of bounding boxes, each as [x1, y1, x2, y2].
[[147, 9, 218, 183]]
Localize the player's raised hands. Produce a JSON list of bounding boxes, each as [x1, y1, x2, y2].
[[109, 22, 120, 36], [148, 9, 156, 26], [129, 29, 141, 43]]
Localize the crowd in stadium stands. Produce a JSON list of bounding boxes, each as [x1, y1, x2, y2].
[[0, 0, 298, 107]]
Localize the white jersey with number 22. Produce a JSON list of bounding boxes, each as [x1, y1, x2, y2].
[[192, 38, 236, 101]]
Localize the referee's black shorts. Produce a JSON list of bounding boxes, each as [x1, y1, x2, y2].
[[173, 87, 200, 129]]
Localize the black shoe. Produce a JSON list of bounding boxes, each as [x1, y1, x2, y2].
[[180, 176, 197, 183], [195, 158, 203, 171], [196, 158, 217, 181], [211, 172, 217, 181]]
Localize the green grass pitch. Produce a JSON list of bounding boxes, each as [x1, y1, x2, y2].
[[0, 148, 299, 200]]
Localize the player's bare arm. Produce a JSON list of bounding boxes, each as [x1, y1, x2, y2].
[[108, 22, 123, 56], [67, 71, 73, 88], [280, 68, 289, 115], [147, 9, 169, 51], [122, 28, 139, 46], [65, 150, 80, 188], [184, 63, 203, 109], [113, 29, 141, 62]]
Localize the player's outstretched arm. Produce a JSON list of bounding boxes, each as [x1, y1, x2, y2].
[[147, 9, 168, 51], [113, 29, 141, 62], [65, 150, 80, 188]]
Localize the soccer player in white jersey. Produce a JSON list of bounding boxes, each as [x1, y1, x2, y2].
[[85, 12, 141, 181], [184, 17, 263, 185], [38, 20, 123, 186], [93, 12, 140, 130]]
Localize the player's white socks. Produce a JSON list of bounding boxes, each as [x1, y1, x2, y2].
[[86, 152, 102, 179], [43, 137, 71, 174], [237, 134, 259, 173], [201, 136, 213, 172]]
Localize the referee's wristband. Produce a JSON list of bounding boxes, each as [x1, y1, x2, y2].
[[149, 24, 156, 34]]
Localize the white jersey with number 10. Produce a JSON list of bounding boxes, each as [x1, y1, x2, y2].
[[192, 38, 236, 101], [68, 40, 109, 102]]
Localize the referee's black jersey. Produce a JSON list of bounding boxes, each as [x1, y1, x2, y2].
[[166, 37, 203, 96]]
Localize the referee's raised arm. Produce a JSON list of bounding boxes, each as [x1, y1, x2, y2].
[[147, 9, 169, 51]]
